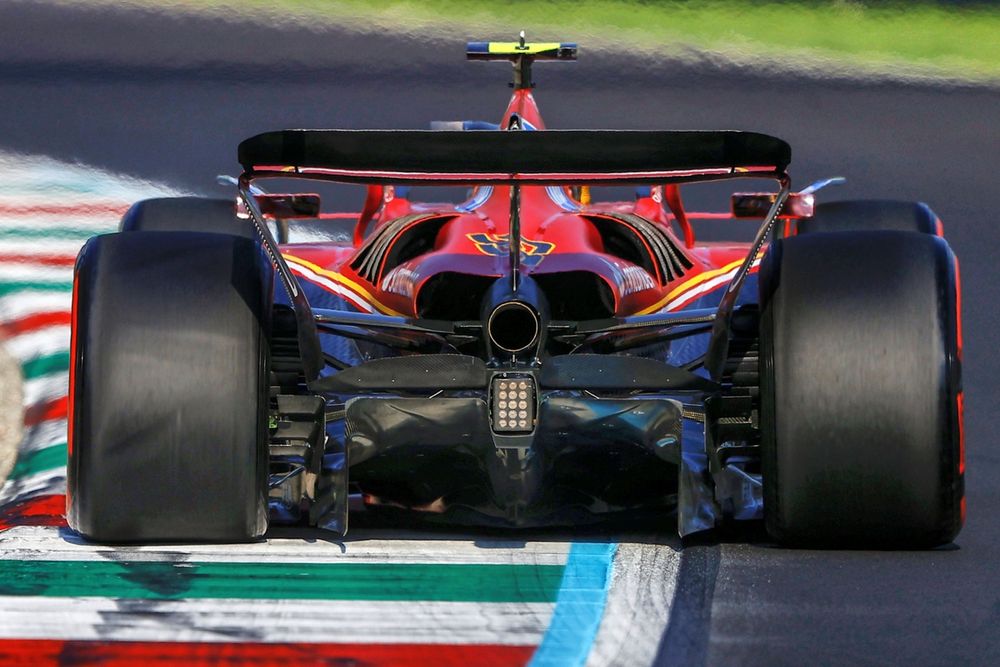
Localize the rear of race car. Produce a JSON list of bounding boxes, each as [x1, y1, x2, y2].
[[65, 40, 963, 549]]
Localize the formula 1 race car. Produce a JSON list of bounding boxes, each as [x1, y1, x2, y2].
[[67, 39, 964, 547]]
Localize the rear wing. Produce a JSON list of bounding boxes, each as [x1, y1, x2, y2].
[[234, 129, 793, 387], [237, 130, 791, 185]]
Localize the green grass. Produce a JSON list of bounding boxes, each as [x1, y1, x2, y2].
[[161, 0, 1000, 83]]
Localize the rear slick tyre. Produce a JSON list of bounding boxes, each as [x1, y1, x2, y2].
[[119, 197, 254, 238], [68, 231, 272, 542], [758, 230, 963, 548], [797, 199, 940, 236]]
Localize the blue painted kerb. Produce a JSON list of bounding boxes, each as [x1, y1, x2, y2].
[[529, 542, 618, 666]]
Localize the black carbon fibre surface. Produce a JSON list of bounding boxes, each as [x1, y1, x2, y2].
[[539, 354, 717, 391], [238, 129, 791, 175], [313, 354, 488, 392]]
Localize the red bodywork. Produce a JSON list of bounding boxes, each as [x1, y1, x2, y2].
[[277, 89, 757, 319]]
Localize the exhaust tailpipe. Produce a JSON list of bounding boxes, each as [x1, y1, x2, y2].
[[487, 301, 540, 354], [481, 274, 548, 359]]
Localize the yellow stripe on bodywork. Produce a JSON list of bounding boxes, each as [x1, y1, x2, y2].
[[282, 253, 404, 316], [638, 257, 747, 315]]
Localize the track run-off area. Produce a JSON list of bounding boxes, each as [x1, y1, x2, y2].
[[0, 151, 683, 666]]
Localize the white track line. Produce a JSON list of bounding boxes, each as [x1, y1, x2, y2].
[[0, 293, 71, 321], [0, 151, 185, 201], [0, 215, 119, 230], [0, 467, 65, 505], [3, 327, 69, 362], [0, 264, 73, 283], [22, 373, 67, 407], [17, 419, 67, 454], [0, 596, 553, 645], [0, 240, 87, 256], [0, 525, 572, 566]]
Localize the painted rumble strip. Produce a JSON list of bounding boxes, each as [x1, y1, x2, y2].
[[7, 442, 65, 480], [530, 543, 617, 666], [0, 597, 553, 645], [0, 640, 536, 667], [0, 560, 566, 602], [0, 525, 572, 565]]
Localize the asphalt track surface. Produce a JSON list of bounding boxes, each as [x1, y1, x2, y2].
[[1, 2, 1000, 665]]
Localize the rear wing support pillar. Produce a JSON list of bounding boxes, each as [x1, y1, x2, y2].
[[238, 174, 324, 382], [466, 35, 577, 90], [704, 175, 791, 381]]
